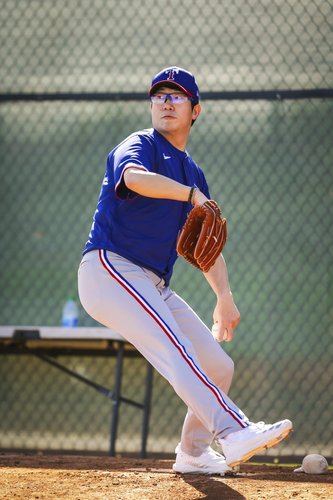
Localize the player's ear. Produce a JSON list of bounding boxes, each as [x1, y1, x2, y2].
[[192, 103, 201, 122]]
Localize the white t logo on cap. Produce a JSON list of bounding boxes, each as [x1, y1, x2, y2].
[[166, 68, 179, 80]]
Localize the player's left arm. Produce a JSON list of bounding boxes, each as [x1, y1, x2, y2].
[[203, 254, 240, 342]]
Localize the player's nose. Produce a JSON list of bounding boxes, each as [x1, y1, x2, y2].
[[162, 97, 174, 108]]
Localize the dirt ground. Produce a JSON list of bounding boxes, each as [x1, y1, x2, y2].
[[0, 454, 332, 500]]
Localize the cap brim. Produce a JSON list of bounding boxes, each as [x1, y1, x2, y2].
[[148, 80, 193, 97], [293, 466, 304, 473]]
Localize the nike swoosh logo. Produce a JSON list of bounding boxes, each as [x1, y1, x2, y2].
[[163, 153, 171, 160]]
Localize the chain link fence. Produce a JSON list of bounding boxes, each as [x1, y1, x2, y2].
[[0, 0, 332, 459]]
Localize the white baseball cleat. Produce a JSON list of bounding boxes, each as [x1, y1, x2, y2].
[[219, 419, 293, 467], [173, 445, 233, 475]]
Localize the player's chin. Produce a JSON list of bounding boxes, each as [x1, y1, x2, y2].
[[160, 117, 178, 127]]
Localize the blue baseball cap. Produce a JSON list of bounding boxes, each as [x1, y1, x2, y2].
[[149, 67, 200, 104]]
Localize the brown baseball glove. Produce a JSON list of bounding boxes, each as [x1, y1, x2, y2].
[[176, 200, 227, 272]]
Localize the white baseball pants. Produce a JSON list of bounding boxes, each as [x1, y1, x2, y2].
[[78, 249, 249, 456]]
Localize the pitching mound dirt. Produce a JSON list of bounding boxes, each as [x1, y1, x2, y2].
[[0, 453, 332, 499]]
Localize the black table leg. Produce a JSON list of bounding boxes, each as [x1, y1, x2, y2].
[[109, 343, 124, 456], [140, 362, 153, 458]]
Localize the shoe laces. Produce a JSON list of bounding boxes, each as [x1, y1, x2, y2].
[[249, 421, 266, 429]]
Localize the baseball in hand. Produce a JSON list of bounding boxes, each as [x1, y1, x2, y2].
[[211, 324, 228, 341], [293, 454, 328, 474]]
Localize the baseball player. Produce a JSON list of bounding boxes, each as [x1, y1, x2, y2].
[[78, 67, 292, 474]]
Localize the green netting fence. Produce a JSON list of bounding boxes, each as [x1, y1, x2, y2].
[[0, 0, 332, 459]]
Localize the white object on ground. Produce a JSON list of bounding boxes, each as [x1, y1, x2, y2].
[[293, 454, 328, 474]]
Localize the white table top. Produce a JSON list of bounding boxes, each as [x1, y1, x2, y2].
[[0, 326, 125, 341]]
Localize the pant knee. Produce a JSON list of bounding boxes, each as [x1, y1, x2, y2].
[[226, 356, 234, 379], [215, 355, 234, 393]]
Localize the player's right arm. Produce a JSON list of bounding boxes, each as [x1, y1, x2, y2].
[[124, 168, 208, 205], [204, 255, 240, 342]]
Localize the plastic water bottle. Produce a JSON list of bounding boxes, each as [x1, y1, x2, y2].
[[61, 297, 79, 327]]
